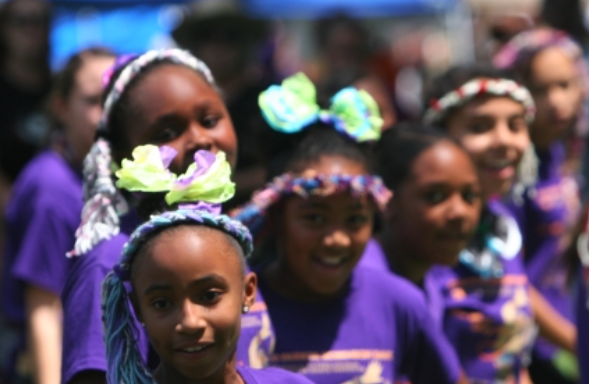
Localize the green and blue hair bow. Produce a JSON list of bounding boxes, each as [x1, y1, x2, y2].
[[259, 72, 383, 142]]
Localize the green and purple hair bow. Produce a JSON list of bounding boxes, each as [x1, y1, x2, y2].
[[259, 73, 383, 142]]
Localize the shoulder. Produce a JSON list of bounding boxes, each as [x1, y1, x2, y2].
[[238, 366, 314, 384], [357, 238, 389, 271], [11, 151, 82, 206], [352, 266, 429, 315], [63, 234, 130, 298]]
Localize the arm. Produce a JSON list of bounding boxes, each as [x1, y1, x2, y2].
[[25, 285, 63, 384], [529, 285, 576, 354]]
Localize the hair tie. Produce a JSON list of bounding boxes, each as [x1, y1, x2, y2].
[[423, 77, 536, 125], [231, 171, 392, 236], [259, 72, 383, 142], [115, 145, 235, 210]]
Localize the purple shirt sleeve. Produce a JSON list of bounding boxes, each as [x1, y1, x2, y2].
[[237, 365, 314, 383], [11, 201, 76, 294]]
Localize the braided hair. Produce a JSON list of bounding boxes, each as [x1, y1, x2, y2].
[[69, 49, 216, 257], [101, 208, 253, 384]]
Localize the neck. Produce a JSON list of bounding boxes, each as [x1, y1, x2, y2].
[[263, 259, 348, 304], [154, 351, 243, 384], [3, 55, 47, 91], [377, 230, 431, 286]]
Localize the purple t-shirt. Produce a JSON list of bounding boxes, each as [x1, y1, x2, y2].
[[431, 200, 535, 383], [505, 142, 580, 361], [237, 365, 314, 383], [577, 267, 589, 384], [358, 238, 445, 329], [0, 151, 82, 378], [256, 265, 461, 384]]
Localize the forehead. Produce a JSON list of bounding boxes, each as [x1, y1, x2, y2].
[[530, 46, 577, 81], [457, 95, 526, 119], [134, 226, 242, 282], [127, 64, 219, 115], [289, 191, 370, 210], [75, 56, 115, 91], [409, 141, 477, 184]]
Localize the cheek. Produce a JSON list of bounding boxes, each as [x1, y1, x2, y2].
[[457, 135, 489, 163], [212, 121, 238, 166]]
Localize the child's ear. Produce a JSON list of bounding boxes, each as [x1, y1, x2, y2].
[[243, 272, 257, 309]]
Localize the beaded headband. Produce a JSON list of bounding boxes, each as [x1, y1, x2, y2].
[[259, 72, 383, 142], [231, 171, 392, 236], [99, 48, 214, 132], [423, 78, 536, 125]]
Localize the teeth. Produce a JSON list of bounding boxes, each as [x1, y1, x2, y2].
[[320, 257, 344, 266], [183, 345, 207, 352]]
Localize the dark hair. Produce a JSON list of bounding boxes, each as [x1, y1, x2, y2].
[[423, 65, 517, 128], [267, 123, 374, 180], [376, 124, 461, 190], [314, 13, 369, 52]]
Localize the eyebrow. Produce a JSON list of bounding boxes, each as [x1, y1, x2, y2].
[[298, 201, 367, 210], [143, 273, 227, 296]]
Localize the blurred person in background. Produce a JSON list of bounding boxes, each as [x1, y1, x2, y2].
[[494, 28, 587, 384], [0, 48, 114, 384], [0, 0, 52, 197], [173, 0, 288, 209], [311, 13, 397, 128]]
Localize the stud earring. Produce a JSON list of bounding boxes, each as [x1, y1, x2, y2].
[[242, 306, 249, 314]]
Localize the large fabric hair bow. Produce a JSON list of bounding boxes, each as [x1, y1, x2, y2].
[[259, 72, 383, 142], [115, 145, 234, 212]]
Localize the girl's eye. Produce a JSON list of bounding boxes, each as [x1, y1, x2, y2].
[[200, 290, 222, 303], [347, 214, 369, 227], [425, 190, 447, 204], [303, 214, 325, 225], [202, 116, 219, 129], [468, 122, 490, 134], [151, 298, 173, 310], [154, 127, 180, 143]]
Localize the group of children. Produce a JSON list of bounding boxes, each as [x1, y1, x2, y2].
[[1, 25, 589, 384]]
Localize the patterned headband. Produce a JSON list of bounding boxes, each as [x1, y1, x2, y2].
[[259, 72, 383, 142], [114, 209, 253, 281], [423, 78, 536, 125], [231, 171, 392, 236], [99, 48, 214, 132]]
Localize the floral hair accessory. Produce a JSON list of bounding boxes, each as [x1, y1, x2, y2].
[[231, 171, 392, 235], [423, 77, 536, 125], [102, 54, 137, 89], [259, 72, 383, 142], [115, 145, 234, 210]]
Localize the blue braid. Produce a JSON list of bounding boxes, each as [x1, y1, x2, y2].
[[102, 272, 154, 384], [101, 209, 253, 383]]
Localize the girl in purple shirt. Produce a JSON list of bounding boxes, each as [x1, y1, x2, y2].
[[232, 73, 465, 384], [494, 28, 586, 384], [0, 48, 115, 384], [60, 49, 247, 384], [99, 144, 311, 384], [423, 65, 576, 383]]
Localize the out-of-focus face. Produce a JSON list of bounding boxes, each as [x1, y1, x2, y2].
[[120, 64, 238, 174], [446, 95, 530, 199], [59, 55, 115, 164], [528, 47, 583, 149], [387, 141, 482, 267], [272, 155, 374, 298], [2, 0, 50, 59], [132, 226, 256, 383]]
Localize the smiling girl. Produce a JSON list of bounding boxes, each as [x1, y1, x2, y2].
[[101, 145, 311, 384], [232, 73, 464, 384], [423, 65, 576, 383]]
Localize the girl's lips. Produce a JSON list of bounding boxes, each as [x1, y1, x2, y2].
[[484, 165, 515, 180]]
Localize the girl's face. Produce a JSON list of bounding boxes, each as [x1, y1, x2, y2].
[[528, 47, 583, 149], [122, 64, 238, 174], [276, 155, 374, 296], [2, 0, 49, 59], [388, 141, 482, 266], [446, 95, 530, 198], [57, 55, 115, 162], [132, 227, 256, 382]]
